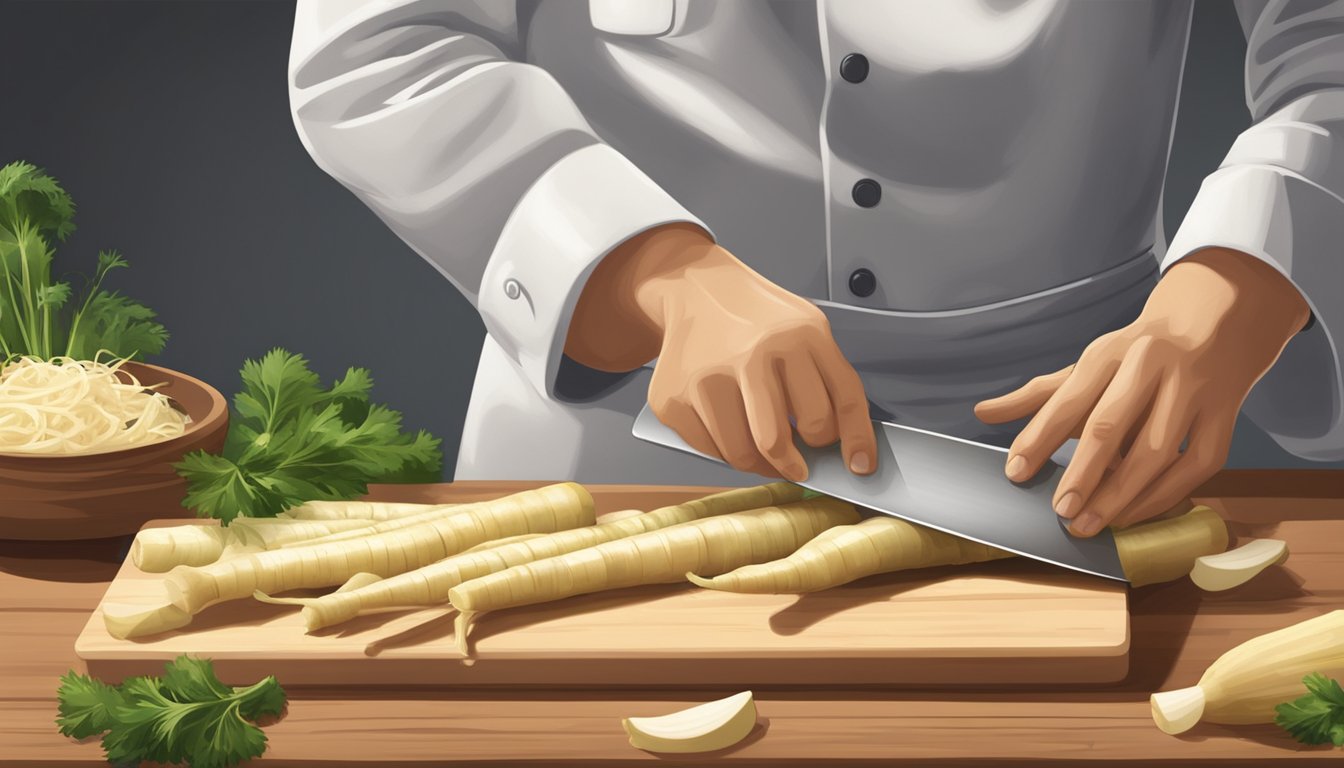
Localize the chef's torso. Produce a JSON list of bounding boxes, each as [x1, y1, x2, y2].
[[290, 0, 1344, 479], [517, 0, 1184, 439]]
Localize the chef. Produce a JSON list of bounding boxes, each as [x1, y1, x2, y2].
[[288, 0, 1342, 536]]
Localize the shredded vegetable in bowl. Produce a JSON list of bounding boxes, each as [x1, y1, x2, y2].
[[0, 355, 189, 456]]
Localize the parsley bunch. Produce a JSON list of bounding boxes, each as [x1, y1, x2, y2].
[[56, 656, 286, 768], [0, 161, 166, 360], [174, 348, 442, 523], [1275, 673, 1344, 746]]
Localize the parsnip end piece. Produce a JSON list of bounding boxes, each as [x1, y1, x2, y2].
[[252, 590, 315, 607], [686, 572, 717, 590], [455, 611, 477, 657], [1150, 686, 1206, 735], [623, 691, 758, 753], [102, 601, 192, 640], [1189, 539, 1289, 592]]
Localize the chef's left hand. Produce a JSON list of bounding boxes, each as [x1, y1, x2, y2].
[[974, 248, 1311, 537]]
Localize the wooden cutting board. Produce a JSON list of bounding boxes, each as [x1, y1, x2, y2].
[[75, 485, 1130, 688]]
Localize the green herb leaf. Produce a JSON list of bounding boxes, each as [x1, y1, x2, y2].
[[35, 282, 71, 310], [176, 348, 443, 522], [55, 670, 124, 740], [56, 656, 286, 768], [0, 160, 76, 241], [66, 289, 168, 360], [1275, 673, 1344, 746]]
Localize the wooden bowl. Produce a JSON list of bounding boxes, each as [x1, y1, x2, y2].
[[0, 362, 229, 540]]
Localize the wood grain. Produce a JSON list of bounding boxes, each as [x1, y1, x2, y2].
[[76, 505, 1129, 687], [7, 473, 1343, 766]]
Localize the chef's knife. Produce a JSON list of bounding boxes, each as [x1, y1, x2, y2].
[[632, 404, 1127, 582]]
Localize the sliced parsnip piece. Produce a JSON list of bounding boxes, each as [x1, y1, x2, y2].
[[1189, 539, 1288, 592], [623, 691, 757, 753]]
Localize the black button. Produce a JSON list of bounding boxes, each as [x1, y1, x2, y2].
[[849, 268, 876, 298], [852, 178, 881, 208], [840, 53, 869, 83]]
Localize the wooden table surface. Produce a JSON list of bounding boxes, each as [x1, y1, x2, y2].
[[3, 470, 1342, 766]]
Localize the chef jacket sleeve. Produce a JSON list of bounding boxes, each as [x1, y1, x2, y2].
[[288, 0, 709, 399], [1162, 0, 1344, 461]]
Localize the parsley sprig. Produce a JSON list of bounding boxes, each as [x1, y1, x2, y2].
[[174, 348, 442, 523], [1275, 673, 1344, 746], [57, 656, 286, 768]]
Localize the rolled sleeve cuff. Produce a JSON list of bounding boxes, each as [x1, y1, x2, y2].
[[1163, 165, 1344, 460], [477, 143, 710, 400]]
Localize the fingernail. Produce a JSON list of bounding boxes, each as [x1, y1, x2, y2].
[[1071, 511, 1102, 537], [1055, 492, 1082, 519], [849, 451, 872, 474], [788, 463, 809, 483], [1005, 454, 1028, 481]]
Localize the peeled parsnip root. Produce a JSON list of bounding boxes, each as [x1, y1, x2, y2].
[[284, 500, 451, 521], [132, 526, 232, 572], [131, 518, 383, 572], [688, 514, 1012, 593], [295, 483, 805, 632], [595, 508, 647, 525], [690, 505, 1228, 594], [228, 517, 378, 549], [1189, 539, 1289, 592], [1112, 506, 1228, 587], [102, 601, 193, 640], [281, 499, 495, 548], [623, 691, 758, 754], [449, 498, 860, 653], [1151, 610, 1344, 734], [128, 483, 592, 639]]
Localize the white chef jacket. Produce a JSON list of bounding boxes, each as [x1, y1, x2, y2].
[[289, 0, 1344, 484]]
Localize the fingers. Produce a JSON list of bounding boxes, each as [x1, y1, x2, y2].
[[1063, 379, 1191, 535], [1106, 412, 1235, 531], [1051, 348, 1162, 521], [974, 367, 1072, 425], [741, 360, 809, 481], [692, 374, 778, 477], [812, 345, 877, 475], [780, 356, 838, 448], [1004, 346, 1122, 483], [649, 395, 723, 461]]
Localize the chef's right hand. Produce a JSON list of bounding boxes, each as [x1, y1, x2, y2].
[[565, 223, 877, 482]]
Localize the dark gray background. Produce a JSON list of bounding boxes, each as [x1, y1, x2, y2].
[[1, 0, 1336, 475]]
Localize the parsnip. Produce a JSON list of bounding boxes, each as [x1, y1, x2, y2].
[[228, 518, 378, 549], [449, 498, 861, 653], [1189, 539, 1289, 592], [112, 484, 592, 639], [624, 691, 758, 753], [292, 484, 803, 632], [132, 526, 233, 572], [1151, 610, 1344, 734], [690, 505, 1228, 593], [279, 501, 487, 547], [1113, 506, 1229, 587], [284, 500, 449, 521], [131, 518, 385, 572]]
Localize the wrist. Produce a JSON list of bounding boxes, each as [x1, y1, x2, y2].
[[1165, 247, 1311, 338], [564, 222, 718, 371]]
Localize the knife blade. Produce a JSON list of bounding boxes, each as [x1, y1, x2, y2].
[[632, 404, 1127, 582]]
